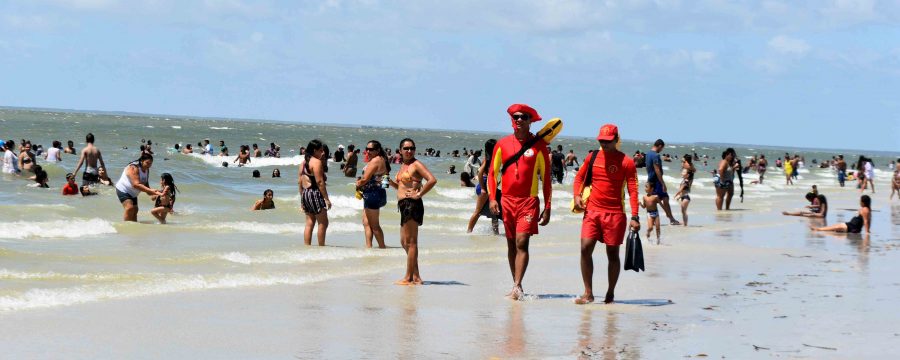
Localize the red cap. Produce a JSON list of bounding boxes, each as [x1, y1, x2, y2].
[[597, 124, 618, 141], [507, 104, 541, 122]]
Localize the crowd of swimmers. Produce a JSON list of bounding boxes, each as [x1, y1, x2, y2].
[[3, 104, 899, 302]]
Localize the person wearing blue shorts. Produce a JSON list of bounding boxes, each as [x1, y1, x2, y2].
[[646, 139, 680, 225]]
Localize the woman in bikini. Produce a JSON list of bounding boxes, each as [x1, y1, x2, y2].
[[812, 195, 870, 233], [673, 154, 695, 226], [356, 140, 390, 248], [389, 138, 437, 285], [299, 139, 331, 246]]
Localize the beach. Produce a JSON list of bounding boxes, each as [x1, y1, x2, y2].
[[2, 108, 899, 359]]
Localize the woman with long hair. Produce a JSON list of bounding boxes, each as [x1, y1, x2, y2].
[[714, 148, 740, 210], [150, 172, 178, 224], [673, 154, 695, 225], [299, 139, 331, 246], [813, 195, 870, 233], [390, 138, 437, 285], [467, 139, 499, 234], [356, 140, 390, 248], [115, 153, 162, 222]]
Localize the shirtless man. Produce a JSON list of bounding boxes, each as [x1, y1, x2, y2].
[[564, 150, 580, 170], [836, 155, 847, 187], [573, 124, 640, 304], [252, 143, 262, 157], [72, 133, 107, 186], [487, 103, 552, 300]]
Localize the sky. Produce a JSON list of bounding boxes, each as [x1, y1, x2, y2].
[[1, 0, 898, 151]]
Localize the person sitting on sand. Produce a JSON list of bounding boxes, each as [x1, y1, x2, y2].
[[640, 182, 661, 244], [783, 193, 828, 218], [812, 195, 870, 233], [62, 173, 79, 195], [251, 189, 275, 210], [150, 173, 178, 224]]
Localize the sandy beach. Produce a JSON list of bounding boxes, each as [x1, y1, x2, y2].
[[2, 172, 898, 358]]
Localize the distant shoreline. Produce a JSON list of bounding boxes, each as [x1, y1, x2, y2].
[[2, 105, 897, 157]]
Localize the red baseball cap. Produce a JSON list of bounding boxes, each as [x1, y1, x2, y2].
[[506, 104, 541, 122], [597, 124, 618, 141]]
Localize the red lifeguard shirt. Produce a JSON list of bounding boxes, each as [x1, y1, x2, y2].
[[487, 134, 552, 208], [573, 149, 639, 216]]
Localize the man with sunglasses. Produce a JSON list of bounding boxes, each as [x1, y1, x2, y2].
[[487, 103, 552, 300], [572, 124, 640, 304]]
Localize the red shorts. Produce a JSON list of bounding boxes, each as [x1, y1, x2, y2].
[[581, 210, 627, 246], [501, 196, 539, 239]]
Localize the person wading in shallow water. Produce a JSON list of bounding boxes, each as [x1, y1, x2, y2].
[[572, 124, 640, 304], [487, 103, 552, 300]]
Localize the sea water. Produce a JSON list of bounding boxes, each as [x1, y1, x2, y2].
[[0, 107, 897, 313]]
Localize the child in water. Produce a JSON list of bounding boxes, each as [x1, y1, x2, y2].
[[150, 173, 178, 224], [640, 182, 661, 244]]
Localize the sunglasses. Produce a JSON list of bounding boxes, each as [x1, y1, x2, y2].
[[511, 114, 530, 121], [365, 147, 377, 151], [402, 146, 416, 151]]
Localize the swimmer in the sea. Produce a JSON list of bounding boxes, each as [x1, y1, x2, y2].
[[252, 189, 275, 210]]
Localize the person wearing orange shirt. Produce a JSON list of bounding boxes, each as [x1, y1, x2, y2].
[[572, 124, 640, 304], [487, 103, 552, 300], [61, 173, 79, 196]]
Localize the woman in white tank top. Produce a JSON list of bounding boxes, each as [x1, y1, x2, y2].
[[115, 153, 162, 222], [44, 141, 63, 162]]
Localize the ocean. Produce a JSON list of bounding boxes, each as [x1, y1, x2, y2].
[[1, 107, 898, 358]]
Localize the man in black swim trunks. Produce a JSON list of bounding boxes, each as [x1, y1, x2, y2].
[[72, 133, 106, 186]]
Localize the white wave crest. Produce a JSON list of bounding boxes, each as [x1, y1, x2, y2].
[[0, 219, 116, 240], [186, 153, 303, 167]]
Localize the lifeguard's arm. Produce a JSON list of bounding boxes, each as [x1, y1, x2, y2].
[[572, 157, 588, 209], [540, 147, 552, 208], [486, 146, 502, 199], [625, 160, 639, 217]]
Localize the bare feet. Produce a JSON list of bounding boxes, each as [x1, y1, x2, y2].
[[604, 291, 614, 304], [510, 286, 524, 300], [574, 295, 594, 305], [669, 219, 681, 226], [412, 276, 423, 285], [394, 278, 412, 285]]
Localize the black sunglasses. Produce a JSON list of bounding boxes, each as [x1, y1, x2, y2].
[[365, 147, 377, 151], [402, 146, 416, 151], [511, 114, 530, 121]]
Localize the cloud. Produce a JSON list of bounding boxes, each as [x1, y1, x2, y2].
[[768, 35, 810, 56]]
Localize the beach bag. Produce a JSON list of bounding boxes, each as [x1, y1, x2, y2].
[[624, 231, 645, 272], [570, 150, 599, 213]]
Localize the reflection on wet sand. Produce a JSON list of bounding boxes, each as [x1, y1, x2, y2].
[[503, 303, 526, 357], [397, 288, 419, 360], [575, 309, 639, 359]]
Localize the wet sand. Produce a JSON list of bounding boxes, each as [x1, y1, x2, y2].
[[2, 187, 899, 359]]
